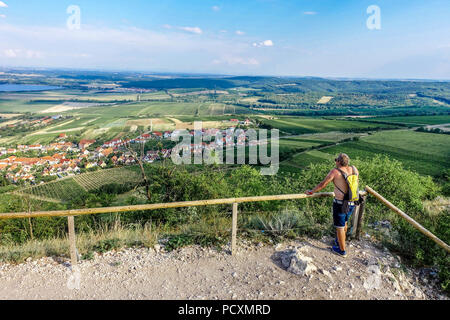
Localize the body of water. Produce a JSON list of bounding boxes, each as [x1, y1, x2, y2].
[[0, 84, 63, 92]]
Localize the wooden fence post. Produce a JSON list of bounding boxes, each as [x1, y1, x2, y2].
[[349, 205, 360, 239], [355, 195, 367, 240], [365, 186, 450, 253], [67, 216, 78, 267], [231, 203, 238, 256]]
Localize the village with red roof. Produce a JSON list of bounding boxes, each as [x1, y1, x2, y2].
[[0, 118, 254, 185]]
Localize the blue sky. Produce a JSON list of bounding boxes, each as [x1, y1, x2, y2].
[[0, 0, 449, 79]]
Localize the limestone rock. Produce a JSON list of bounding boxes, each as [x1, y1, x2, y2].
[[279, 249, 317, 276]]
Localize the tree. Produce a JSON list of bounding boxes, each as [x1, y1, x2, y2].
[[125, 134, 152, 202]]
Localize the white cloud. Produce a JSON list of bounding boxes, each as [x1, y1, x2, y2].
[[0, 14, 6, 18], [235, 30, 245, 35], [179, 26, 202, 34], [0, 23, 263, 73], [0, 1, 8, 8], [3, 49, 43, 59], [163, 24, 202, 34], [212, 56, 259, 66], [303, 11, 317, 15], [212, 6, 220, 12], [4, 49, 18, 58], [253, 40, 274, 47], [25, 50, 43, 59]]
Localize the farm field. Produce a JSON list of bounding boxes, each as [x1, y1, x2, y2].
[[365, 115, 450, 126], [15, 167, 142, 203], [279, 138, 323, 156], [281, 150, 333, 171], [361, 130, 450, 158], [324, 131, 447, 176], [16, 178, 86, 203], [73, 167, 142, 191], [260, 116, 399, 134], [0, 99, 62, 113], [280, 130, 450, 177], [294, 131, 368, 142], [2, 73, 450, 184]]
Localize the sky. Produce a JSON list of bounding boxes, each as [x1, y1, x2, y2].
[[0, 0, 449, 79]]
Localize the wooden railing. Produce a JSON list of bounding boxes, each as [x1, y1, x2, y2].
[[0, 186, 448, 267]]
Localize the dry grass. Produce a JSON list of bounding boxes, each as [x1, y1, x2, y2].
[[0, 113, 22, 119], [317, 96, 333, 104], [0, 222, 158, 264], [0, 119, 21, 128], [40, 102, 109, 114], [423, 197, 450, 217]]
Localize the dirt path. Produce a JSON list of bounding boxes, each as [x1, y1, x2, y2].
[[28, 119, 76, 136], [425, 123, 450, 132], [0, 237, 446, 300]]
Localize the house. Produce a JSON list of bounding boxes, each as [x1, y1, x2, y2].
[[163, 131, 172, 139], [100, 147, 113, 158], [86, 162, 97, 169], [13, 157, 40, 166], [103, 139, 122, 148], [28, 144, 42, 151], [153, 132, 163, 139], [79, 139, 96, 149], [20, 175, 35, 182], [42, 118, 53, 125], [58, 133, 67, 140], [239, 118, 251, 126], [41, 156, 58, 165]]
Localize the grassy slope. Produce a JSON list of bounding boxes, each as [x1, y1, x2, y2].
[[17, 167, 142, 202], [281, 130, 450, 177], [368, 115, 450, 125], [320, 131, 449, 176], [262, 117, 398, 134]]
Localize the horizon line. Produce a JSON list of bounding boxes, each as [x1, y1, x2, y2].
[[1, 65, 450, 82]]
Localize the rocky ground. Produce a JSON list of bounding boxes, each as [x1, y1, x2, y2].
[[0, 236, 447, 300]]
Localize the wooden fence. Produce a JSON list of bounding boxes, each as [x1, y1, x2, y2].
[[0, 186, 448, 266]]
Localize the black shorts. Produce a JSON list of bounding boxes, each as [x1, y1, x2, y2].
[[333, 202, 356, 228]]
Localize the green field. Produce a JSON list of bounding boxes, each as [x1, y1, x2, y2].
[[282, 150, 333, 169], [279, 138, 323, 154], [2, 78, 450, 180], [73, 167, 142, 191], [281, 130, 450, 177], [261, 116, 398, 134], [16, 167, 142, 202], [365, 115, 450, 125], [17, 178, 86, 203], [0, 99, 61, 113], [323, 131, 448, 176]]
